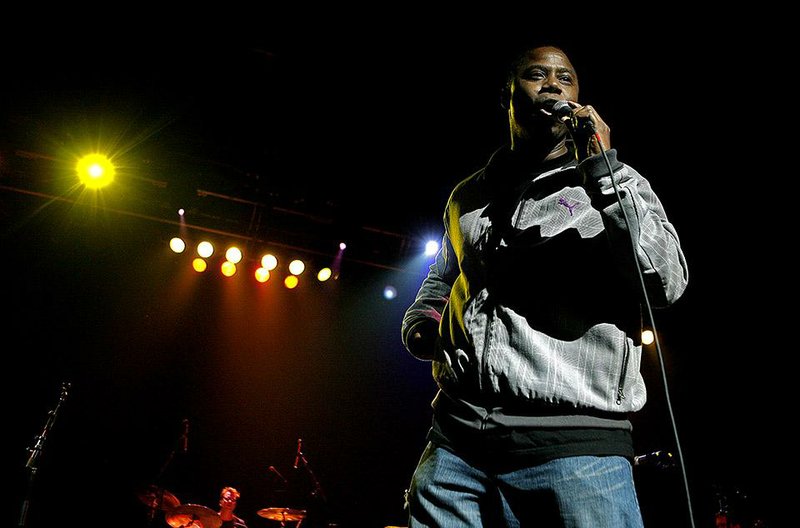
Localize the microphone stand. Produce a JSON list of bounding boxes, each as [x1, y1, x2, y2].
[[18, 381, 71, 528], [147, 420, 189, 526], [295, 449, 327, 504]]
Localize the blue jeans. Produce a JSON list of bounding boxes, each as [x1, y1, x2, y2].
[[407, 442, 644, 528]]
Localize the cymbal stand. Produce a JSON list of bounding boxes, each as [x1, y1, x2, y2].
[[18, 381, 70, 527]]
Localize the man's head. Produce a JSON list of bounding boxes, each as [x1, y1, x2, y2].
[[219, 486, 240, 507], [502, 46, 580, 143]]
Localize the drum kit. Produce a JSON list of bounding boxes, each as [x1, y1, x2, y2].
[[138, 486, 307, 527], [137, 437, 322, 527]]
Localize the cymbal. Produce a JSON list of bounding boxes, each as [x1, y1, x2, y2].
[[137, 485, 181, 511], [166, 504, 222, 528], [257, 507, 307, 521]]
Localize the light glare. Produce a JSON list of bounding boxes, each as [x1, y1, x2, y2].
[[197, 241, 214, 258], [76, 153, 116, 189], [192, 258, 207, 272], [221, 261, 237, 277], [255, 268, 270, 283], [288, 259, 305, 275], [424, 240, 439, 256], [225, 246, 243, 264], [261, 254, 278, 270], [169, 237, 186, 253]]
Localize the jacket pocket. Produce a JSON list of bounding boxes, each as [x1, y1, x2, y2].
[[616, 338, 631, 405]]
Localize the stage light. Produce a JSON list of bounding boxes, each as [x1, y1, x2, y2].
[[255, 268, 271, 283], [284, 275, 299, 289], [642, 329, 655, 345], [221, 261, 237, 277], [193, 258, 207, 272], [261, 254, 278, 270], [329, 242, 346, 280], [288, 259, 305, 276], [317, 267, 332, 281], [178, 208, 185, 216], [383, 286, 397, 300], [424, 240, 439, 256], [76, 153, 115, 189], [169, 237, 186, 253], [197, 241, 214, 258], [225, 246, 243, 264]]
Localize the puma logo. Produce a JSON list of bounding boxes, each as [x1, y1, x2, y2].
[[558, 197, 577, 216]]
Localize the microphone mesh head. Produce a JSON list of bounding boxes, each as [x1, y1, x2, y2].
[[551, 100, 573, 119]]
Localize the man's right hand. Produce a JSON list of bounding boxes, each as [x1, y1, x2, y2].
[[408, 320, 439, 360]]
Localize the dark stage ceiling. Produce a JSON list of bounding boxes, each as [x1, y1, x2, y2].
[[2, 10, 786, 528]]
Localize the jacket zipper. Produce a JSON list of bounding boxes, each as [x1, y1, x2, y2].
[[616, 339, 630, 405], [480, 299, 495, 392]]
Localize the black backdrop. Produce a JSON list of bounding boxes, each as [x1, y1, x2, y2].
[[2, 9, 788, 528]]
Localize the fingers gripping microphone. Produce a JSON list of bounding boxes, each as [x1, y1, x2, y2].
[[181, 419, 189, 454], [294, 438, 302, 469], [550, 100, 574, 122]]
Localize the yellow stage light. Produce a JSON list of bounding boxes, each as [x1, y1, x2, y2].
[[255, 268, 270, 283], [76, 154, 115, 189], [193, 258, 207, 272], [221, 261, 237, 277]]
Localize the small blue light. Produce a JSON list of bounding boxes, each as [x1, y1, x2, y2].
[[383, 285, 397, 300]]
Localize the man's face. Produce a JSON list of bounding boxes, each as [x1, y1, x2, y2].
[[220, 488, 239, 507], [509, 47, 579, 131]]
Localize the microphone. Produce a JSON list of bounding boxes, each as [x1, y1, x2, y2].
[[634, 449, 674, 468], [538, 99, 572, 121], [268, 465, 289, 485], [539, 99, 595, 131], [181, 419, 189, 454], [552, 100, 578, 122], [293, 438, 302, 469]]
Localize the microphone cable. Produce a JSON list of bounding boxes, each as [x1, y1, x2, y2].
[[589, 126, 696, 528]]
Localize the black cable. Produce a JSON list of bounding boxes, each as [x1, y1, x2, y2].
[[592, 129, 696, 528]]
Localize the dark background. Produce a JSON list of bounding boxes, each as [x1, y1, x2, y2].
[[2, 9, 785, 528]]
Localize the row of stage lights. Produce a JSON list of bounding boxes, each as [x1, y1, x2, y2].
[[168, 231, 442, 294], [71, 155, 338, 289], [169, 237, 345, 289], [74, 153, 444, 297]]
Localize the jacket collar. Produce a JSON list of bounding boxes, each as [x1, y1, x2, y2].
[[482, 144, 576, 185]]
